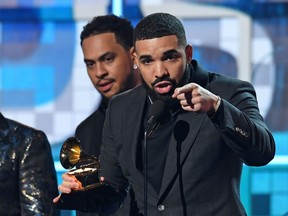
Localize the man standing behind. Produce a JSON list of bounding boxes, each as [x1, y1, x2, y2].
[[75, 15, 140, 159], [55, 15, 141, 216]]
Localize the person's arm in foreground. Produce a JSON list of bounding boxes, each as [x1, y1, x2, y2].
[[21, 130, 59, 215]]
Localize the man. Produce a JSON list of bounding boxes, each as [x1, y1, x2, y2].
[[75, 15, 140, 158], [54, 15, 140, 216], [56, 13, 275, 215], [0, 112, 59, 215]]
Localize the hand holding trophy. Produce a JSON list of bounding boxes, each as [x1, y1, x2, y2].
[[55, 137, 123, 213], [59, 137, 100, 190]]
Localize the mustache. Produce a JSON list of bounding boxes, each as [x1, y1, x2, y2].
[[151, 76, 176, 87]]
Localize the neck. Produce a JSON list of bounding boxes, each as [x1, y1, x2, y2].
[[127, 68, 141, 90]]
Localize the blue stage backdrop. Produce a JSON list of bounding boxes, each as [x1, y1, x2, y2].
[[1, 0, 288, 215]]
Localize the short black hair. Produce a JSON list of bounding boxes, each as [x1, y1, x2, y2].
[[133, 13, 187, 47], [80, 14, 133, 50]]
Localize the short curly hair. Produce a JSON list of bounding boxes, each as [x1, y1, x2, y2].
[[80, 14, 133, 51], [133, 13, 187, 47]]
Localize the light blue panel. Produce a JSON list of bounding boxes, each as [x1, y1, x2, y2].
[[35, 89, 55, 105], [35, 67, 54, 89], [1, 19, 76, 108], [2, 67, 35, 90], [112, 0, 123, 16], [273, 132, 288, 155], [251, 171, 270, 193], [272, 171, 288, 192], [241, 165, 251, 215], [52, 0, 73, 6], [2, 90, 34, 107], [2, 66, 54, 105], [0, 68, 2, 89], [18, 0, 34, 7], [16, 0, 73, 7], [271, 194, 288, 215], [38, 7, 73, 20], [35, 66, 54, 105], [40, 22, 55, 44]]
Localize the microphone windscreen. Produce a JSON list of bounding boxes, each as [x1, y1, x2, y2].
[[174, 120, 189, 143]]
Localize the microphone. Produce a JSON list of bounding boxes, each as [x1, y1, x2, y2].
[[174, 120, 190, 145], [145, 100, 169, 137]]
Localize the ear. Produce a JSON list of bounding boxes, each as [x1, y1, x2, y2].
[[130, 46, 138, 66], [130, 46, 136, 57], [185, 44, 193, 62]]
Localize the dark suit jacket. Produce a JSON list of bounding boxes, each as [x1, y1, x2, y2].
[[0, 112, 59, 216], [99, 60, 275, 216], [75, 107, 105, 159], [75, 101, 140, 216]]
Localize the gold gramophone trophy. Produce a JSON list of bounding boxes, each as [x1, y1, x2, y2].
[[59, 137, 100, 189], [55, 137, 122, 212]]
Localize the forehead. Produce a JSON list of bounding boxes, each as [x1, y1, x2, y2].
[[82, 32, 126, 58], [82, 32, 120, 50], [135, 35, 179, 56]]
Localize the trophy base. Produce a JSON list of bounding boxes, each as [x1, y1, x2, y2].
[[55, 183, 122, 213], [69, 167, 100, 189]]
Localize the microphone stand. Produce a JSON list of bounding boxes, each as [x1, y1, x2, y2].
[[143, 99, 166, 216], [144, 130, 148, 216]]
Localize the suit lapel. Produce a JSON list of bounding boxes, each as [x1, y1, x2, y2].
[[122, 86, 160, 196], [158, 111, 207, 200], [124, 86, 146, 168]]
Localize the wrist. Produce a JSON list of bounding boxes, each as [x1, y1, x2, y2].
[[207, 95, 221, 117], [214, 96, 221, 112]]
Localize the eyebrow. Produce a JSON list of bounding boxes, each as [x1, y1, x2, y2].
[[163, 49, 180, 56], [83, 58, 94, 64], [139, 55, 151, 61], [139, 49, 180, 61], [84, 51, 115, 63], [99, 51, 115, 61]]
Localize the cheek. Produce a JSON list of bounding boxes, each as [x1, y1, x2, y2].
[[173, 65, 186, 83], [140, 70, 154, 87], [113, 64, 130, 81], [87, 71, 97, 85]]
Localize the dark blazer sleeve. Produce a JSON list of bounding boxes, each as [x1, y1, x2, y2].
[[19, 129, 59, 215], [77, 102, 128, 215], [100, 96, 130, 190], [208, 75, 275, 166]]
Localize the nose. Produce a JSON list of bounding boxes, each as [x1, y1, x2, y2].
[[94, 63, 108, 78], [154, 62, 168, 78]]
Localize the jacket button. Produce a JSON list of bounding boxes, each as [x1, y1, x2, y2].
[[158, 204, 165, 211]]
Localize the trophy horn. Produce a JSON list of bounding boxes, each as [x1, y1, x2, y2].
[[60, 137, 97, 169]]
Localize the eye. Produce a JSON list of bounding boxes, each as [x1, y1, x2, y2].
[[164, 54, 178, 61], [162, 50, 181, 62], [140, 58, 153, 65], [104, 54, 115, 63], [105, 57, 113, 63], [85, 61, 94, 68]]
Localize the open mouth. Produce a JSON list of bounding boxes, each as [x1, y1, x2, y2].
[[154, 81, 173, 94], [98, 80, 113, 92]]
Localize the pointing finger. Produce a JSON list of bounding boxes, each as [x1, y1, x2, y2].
[[177, 83, 197, 94]]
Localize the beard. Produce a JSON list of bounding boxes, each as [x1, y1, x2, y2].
[[142, 66, 190, 112]]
